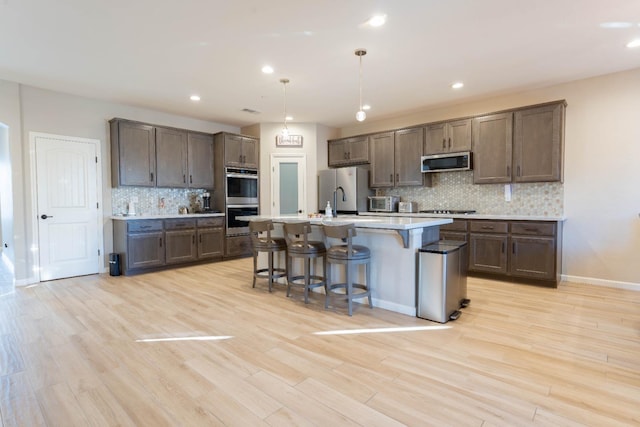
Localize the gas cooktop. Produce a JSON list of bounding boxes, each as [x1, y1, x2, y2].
[[420, 209, 476, 215]]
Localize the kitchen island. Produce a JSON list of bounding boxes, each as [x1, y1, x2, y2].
[[243, 214, 452, 316]]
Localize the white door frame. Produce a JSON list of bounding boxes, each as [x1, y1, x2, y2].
[[270, 153, 307, 216], [29, 132, 103, 282]]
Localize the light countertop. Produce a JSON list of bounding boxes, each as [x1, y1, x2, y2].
[[362, 212, 566, 221], [240, 214, 452, 230], [111, 212, 224, 221]]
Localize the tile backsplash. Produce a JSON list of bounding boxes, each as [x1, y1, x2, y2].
[[112, 187, 211, 216], [380, 171, 563, 216]]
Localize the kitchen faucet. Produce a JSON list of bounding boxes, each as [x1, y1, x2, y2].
[[333, 186, 346, 217]]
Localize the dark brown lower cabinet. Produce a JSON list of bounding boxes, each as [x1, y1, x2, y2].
[[439, 218, 562, 286], [114, 216, 224, 275], [225, 235, 252, 258]]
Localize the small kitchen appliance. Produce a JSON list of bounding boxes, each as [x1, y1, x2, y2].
[[202, 192, 212, 211], [368, 195, 400, 212], [398, 201, 418, 213], [421, 151, 472, 173]]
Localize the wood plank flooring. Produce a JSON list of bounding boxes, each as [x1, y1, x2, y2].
[[0, 258, 639, 426]]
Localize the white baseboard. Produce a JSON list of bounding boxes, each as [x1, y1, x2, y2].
[[372, 298, 416, 317], [561, 274, 640, 291]]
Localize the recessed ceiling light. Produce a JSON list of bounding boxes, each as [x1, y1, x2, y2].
[[362, 105, 371, 111], [451, 82, 464, 89], [261, 65, 274, 74], [368, 14, 387, 27], [190, 95, 201, 101], [285, 115, 293, 121], [599, 22, 633, 29], [626, 39, 640, 48]]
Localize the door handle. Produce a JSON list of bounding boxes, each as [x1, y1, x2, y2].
[[40, 214, 53, 219]]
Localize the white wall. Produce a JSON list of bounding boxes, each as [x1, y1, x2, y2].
[[244, 122, 333, 215], [1, 80, 239, 283], [340, 68, 640, 287]]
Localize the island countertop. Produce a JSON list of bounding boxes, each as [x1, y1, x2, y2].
[[239, 214, 453, 230], [111, 212, 225, 221]]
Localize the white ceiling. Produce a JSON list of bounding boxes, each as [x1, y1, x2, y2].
[[1, 0, 639, 128]]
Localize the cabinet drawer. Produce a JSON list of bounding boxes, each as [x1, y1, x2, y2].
[[197, 217, 224, 228], [511, 222, 556, 236], [469, 221, 508, 233], [127, 220, 163, 233], [165, 219, 196, 230], [440, 219, 468, 232]]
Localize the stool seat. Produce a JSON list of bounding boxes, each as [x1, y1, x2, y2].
[[250, 220, 287, 292], [327, 244, 370, 260], [284, 222, 327, 304], [288, 241, 326, 254], [323, 223, 372, 316]]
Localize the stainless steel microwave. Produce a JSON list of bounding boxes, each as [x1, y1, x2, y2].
[[368, 196, 400, 212], [421, 151, 472, 173]]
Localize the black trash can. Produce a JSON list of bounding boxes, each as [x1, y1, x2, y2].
[[109, 253, 121, 276]]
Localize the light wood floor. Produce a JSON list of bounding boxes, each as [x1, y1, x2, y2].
[[0, 258, 639, 426]]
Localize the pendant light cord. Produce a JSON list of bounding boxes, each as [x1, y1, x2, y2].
[[359, 54, 363, 111]]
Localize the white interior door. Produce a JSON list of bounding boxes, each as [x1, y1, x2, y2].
[[271, 154, 306, 216], [34, 134, 101, 281]]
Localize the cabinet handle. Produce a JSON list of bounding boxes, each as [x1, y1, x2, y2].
[[396, 173, 399, 183], [512, 242, 516, 254], [190, 175, 193, 184], [448, 137, 451, 149], [442, 138, 446, 149], [502, 242, 505, 253], [506, 166, 510, 176], [517, 165, 521, 177], [150, 172, 154, 182], [524, 227, 538, 232], [480, 225, 494, 230], [390, 174, 393, 182], [183, 174, 186, 183], [192, 235, 195, 244], [159, 238, 162, 247], [199, 235, 202, 243], [140, 225, 151, 229]]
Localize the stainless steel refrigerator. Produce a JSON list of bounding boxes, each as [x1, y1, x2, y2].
[[318, 167, 372, 214]]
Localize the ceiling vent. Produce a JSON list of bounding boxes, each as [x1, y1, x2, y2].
[[241, 108, 261, 115]]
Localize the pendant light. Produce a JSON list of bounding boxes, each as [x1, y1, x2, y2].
[[280, 78, 290, 137], [355, 48, 367, 122]]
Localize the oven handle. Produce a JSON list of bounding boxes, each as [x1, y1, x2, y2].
[[226, 204, 259, 209], [226, 173, 258, 179]]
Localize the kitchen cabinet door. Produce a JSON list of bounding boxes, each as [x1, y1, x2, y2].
[[225, 235, 252, 258], [127, 232, 165, 269], [156, 127, 188, 188], [224, 134, 258, 168], [514, 103, 564, 183], [165, 229, 197, 264], [198, 227, 223, 259], [424, 119, 471, 155], [510, 236, 556, 280], [111, 120, 156, 187], [468, 233, 508, 274], [472, 113, 513, 184], [188, 133, 214, 189], [394, 127, 424, 187], [328, 136, 369, 167], [369, 132, 395, 188]]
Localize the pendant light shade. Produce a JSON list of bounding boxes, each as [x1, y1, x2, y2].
[[280, 78, 290, 137], [355, 48, 367, 122]]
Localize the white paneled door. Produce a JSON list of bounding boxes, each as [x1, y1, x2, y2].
[[34, 134, 101, 281]]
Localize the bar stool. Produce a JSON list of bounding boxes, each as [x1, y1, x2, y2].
[[249, 220, 287, 292], [323, 223, 372, 316], [283, 222, 327, 304]]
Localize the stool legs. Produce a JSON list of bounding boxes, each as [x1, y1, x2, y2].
[[287, 255, 326, 304], [326, 260, 372, 316]]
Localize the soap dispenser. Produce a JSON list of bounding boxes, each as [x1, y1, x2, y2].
[[325, 201, 332, 218]]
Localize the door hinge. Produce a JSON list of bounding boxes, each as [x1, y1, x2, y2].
[[97, 202, 99, 209], [98, 249, 101, 256], [95, 156, 98, 163]]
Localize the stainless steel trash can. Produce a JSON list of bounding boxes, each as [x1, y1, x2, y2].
[[417, 241, 468, 323]]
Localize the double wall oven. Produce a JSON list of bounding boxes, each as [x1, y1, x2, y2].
[[225, 167, 258, 235]]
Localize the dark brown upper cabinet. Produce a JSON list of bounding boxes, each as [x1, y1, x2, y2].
[[473, 101, 565, 184], [111, 119, 156, 187], [424, 118, 472, 155], [369, 128, 426, 188], [327, 136, 369, 167], [223, 134, 258, 168]]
